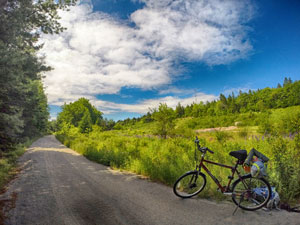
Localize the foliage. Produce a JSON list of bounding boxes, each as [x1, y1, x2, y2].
[[175, 103, 185, 118], [0, 0, 76, 151], [0, 40, 48, 151], [151, 103, 176, 138], [258, 106, 300, 136], [237, 127, 249, 139], [118, 78, 300, 127], [47, 120, 59, 133], [56, 98, 104, 133], [214, 130, 232, 143], [268, 136, 300, 202], [0, 140, 29, 190]]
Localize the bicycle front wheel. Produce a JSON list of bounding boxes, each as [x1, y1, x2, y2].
[[173, 171, 206, 198], [232, 174, 271, 211]]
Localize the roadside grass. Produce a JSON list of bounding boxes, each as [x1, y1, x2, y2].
[[56, 125, 300, 205], [0, 140, 33, 191], [0, 139, 37, 223]]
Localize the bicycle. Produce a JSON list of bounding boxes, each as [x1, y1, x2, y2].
[[173, 137, 271, 211]]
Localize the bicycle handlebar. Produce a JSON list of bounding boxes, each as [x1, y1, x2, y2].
[[195, 136, 214, 154], [201, 146, 214, 154]]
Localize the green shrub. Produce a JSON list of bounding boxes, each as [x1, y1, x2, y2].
[[267, 137, 300, 202], [238, 127, 249, 139], [0, 143, 26, 190], [214, 130, 232, 143]]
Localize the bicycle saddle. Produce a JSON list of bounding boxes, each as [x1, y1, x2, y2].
[[229, 150, 247, 161]]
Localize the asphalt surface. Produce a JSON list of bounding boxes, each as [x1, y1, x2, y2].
[[1, 135, 299, 225]]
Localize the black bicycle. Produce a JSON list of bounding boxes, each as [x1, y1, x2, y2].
[[173, 137, 271, 211]]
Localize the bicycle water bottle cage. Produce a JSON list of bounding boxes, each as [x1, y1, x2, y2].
[[229, 150, 247, 164]]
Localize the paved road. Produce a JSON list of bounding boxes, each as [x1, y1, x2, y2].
[[1, 136, 299, 225]]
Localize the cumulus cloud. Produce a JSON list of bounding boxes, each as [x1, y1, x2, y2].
[[40, 0, 255, 115], [89, 92, 217, 114], [132, 0, 254, 64], [42, 5, 170, 102]]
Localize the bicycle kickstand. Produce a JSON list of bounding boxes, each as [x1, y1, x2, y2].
[[232, 193, 244, 216]]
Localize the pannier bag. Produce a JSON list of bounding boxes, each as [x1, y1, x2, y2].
[[244, 148, 269, 165], [253, 187, 280, 210], [244, 148, 269, 177], [251, 160, 267, 177]]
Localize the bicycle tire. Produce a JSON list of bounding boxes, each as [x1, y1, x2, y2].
[[173, 171, 206, 198], [232, 174, 271, 211]]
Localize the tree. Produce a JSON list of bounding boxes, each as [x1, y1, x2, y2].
[[283, 77, 292, 87], [152, 103, 175, 138], [79, 109, 93, 133], [48, 120, 59, 133], [57, 98, 103, 133], [141, 112, 153, 123], [98, 118, 116, 131], [175, 103, 185, 118], [22, 80, 49, 138], [0, 0, 76, 151]]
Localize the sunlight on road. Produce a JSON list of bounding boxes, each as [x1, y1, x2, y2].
[[27, 146, 81, 156]]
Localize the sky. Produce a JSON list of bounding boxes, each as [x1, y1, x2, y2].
[[40, 0, 300, 121]]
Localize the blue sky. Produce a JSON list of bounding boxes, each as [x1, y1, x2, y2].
[[42, 0, 300, 121]]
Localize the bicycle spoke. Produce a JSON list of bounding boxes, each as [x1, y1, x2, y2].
[[173, 172, 206, 198], [232, 176, 271, 211]]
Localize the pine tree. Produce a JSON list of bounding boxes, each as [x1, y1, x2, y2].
[[0, 0, 75, 151], [175, 103, 185, 118]]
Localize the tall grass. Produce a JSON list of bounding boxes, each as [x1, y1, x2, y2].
[[0, 143, 28, 190], [56, 124, 300, 204]]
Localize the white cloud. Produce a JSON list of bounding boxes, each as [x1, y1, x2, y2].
[[222, 85, 253, 96], [132, 0, 254, 64], [40, 0, 255, 115], [47, 90, 217, 115], [41, 4, 171, 99], [90, 92, 217, 114]]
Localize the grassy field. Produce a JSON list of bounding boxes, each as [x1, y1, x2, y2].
[[56, 106, 300, 205]]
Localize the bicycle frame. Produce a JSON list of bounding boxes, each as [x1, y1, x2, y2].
[[198, 155, 243, 193], [174, 139, 272, 212]]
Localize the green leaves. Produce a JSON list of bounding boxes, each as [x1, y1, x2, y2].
[[152, 103, 176, 138], [182, 78, 300, 118], [57, 98, 103, 133], [0, 0, 76, 151], [0, 40, 49, 150], [79, 109, 93, 133]]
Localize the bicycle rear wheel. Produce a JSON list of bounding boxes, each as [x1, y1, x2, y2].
[[232, 174, 271, 211], [173, 171, 206, 198]]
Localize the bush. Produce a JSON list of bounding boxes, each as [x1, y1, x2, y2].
[[238, 127, 249, 139], [267, 137, 300, 202], [152, 103, 176, 138], [214, 130, 232, 143], [0, 143, 26, 190]]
